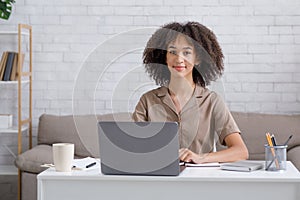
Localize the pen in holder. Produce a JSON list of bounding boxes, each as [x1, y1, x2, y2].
[[265, 144, 287, 171]]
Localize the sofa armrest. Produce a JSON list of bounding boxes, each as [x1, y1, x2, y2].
[[15, 144, 53, 174], [288, 146, 300, 171]]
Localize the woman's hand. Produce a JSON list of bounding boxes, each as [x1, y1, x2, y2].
[[179, 148, 208, 164], [179, 133, 249, 164]]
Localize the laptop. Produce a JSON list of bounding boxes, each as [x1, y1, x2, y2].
[[98, 121, 184, 176]]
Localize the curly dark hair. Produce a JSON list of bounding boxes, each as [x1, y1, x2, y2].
[[143, 21, 224, 87]]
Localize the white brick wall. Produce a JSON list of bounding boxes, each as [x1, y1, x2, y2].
[[0, 0, 300, 164]]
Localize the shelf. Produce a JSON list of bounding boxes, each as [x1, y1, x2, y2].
[[0, 165, 18, 175], [0, 31, 29, 36], [0, 126, 28, 134], [0, 80, 30, 84]]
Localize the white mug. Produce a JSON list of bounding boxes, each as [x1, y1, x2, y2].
[[52, 143, 74, 172]]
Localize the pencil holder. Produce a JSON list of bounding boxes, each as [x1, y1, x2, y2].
[[265, 144, 287, 171]]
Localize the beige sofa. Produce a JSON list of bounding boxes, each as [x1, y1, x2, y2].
[[15, 112, 300, 200]]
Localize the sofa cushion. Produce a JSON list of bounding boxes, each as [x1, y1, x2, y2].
[[37, 113, 133, 158], [15, 144, 53, 173], [37, 114, 92, 157], [231, 112, 300, 160]]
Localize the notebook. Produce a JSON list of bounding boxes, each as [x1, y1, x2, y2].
[[180, 161, 220, 167], [220, 160, 263, 172], [98, 121, 185, 176]]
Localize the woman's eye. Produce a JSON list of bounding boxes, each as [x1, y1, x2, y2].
[[183, 51, 192, 56], [169, 50, 177, 55]]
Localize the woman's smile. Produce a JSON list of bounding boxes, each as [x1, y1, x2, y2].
[[173, 65, 186, 72]]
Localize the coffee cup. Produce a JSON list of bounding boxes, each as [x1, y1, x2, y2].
[[52, 143, 74, 172]]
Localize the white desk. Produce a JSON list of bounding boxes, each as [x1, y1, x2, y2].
[[38, 161, 300, 200]]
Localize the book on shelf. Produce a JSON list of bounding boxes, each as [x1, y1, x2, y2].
[[10, 53, 18, 81], [3, 52, 15, 81], [220, 160, 263, 172], [0, 51, 8, 80], [0, 51, 25, 81], [10, 53, 25, 81]]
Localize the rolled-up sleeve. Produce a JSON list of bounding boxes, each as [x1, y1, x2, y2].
[[132, 94, 148, 122], [212, 93, 240, 145]]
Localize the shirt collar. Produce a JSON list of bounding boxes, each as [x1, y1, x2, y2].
[[155, 85, 210, 114], [156, 84, 207, 99]]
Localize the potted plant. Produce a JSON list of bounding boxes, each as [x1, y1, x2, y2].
[[0, 0, 15, 20]]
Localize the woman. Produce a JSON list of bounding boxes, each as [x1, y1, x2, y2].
[[133, 21, 248, 164]]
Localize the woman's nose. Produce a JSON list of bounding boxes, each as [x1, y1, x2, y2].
[[175, 53, 184, 63]]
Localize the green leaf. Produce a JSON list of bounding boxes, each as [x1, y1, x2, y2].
[[0, 0, 15, 20]]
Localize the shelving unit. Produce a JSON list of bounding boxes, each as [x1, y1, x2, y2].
[[0, 24, 32, 200]]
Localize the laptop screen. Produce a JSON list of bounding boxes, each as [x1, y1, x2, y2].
[[98, 121, 181, 176]]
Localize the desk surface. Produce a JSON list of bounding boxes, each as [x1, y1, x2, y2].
[[38, 161, 300, 200], [38, 161, 300, 182]]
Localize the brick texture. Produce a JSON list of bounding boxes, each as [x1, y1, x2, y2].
[[0, 0, 300, 165]]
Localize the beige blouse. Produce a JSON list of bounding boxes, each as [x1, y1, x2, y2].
[[132, 85, 240, 154]]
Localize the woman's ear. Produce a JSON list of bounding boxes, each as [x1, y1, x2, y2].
[[195, 59, 201, 66], [195, 55, 201, 66]]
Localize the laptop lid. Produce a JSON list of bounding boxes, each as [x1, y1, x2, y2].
[[98, 121, 182, 176]]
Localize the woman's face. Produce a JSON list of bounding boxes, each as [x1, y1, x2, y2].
[[166, 35, 199, 81]]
